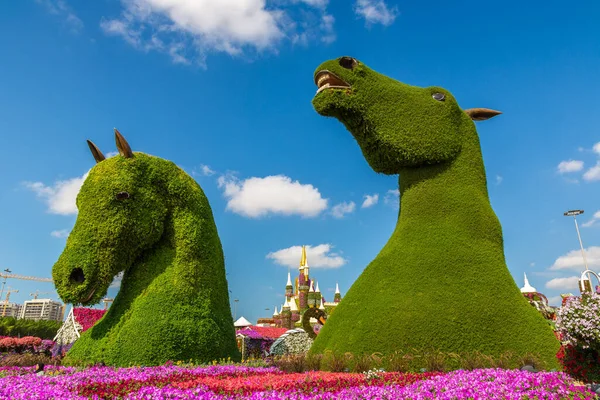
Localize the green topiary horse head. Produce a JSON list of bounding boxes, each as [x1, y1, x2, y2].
[[52, 130, 240, 366], [310, 57, 560, 368]]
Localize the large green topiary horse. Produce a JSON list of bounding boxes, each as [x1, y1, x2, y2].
[[310, 57, 559, 367], [52, 130, 240, 366]]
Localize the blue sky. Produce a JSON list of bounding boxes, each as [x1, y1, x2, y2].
[[1, 0, 599, 323]]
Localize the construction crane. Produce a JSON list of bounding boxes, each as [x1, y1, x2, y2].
[[0, 270, 53, 301], [0, 272, 53, 283], [30, 290, 54, 300], [102, 298, 114, 310], [2, 288, 19, 317]]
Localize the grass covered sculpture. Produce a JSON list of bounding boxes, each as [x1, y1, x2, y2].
[[310, 57, 560, 367], [52, 130, 240, 366]]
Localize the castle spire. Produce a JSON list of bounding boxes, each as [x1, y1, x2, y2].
[[319, 297, 325, 310], [520, 272, 537, 293], [289, 297, 298, 312], [335, 283, 340, 294], [287, 271, 292, 286], [309, 281, 314, 292], [273, 306, 279, 317], [300, 245, 307, 267], [315, 282, 320, 293]]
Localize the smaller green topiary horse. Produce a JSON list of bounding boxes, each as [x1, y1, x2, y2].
[[52, 130, 240, 366]]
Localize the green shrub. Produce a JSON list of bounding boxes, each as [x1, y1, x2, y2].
[[0, 317, 61, 340], [310, 57, 560, 369]]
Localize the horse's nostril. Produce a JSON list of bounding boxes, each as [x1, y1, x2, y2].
[[70, 268, 85, 284]]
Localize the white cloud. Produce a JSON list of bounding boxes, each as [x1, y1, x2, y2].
[[361, 193, 379, 208], [36, 0, 84, 33], [384, 188, 399, 207], [266, 244, 346, 269], [545, 276, 580, 291], [593, 142, 600, 155], [101, 0, 335, 66], [50, 229, 70, 239], [24, 171, 89, 215], [549, 246, 600, 271], [331, 201, 356, 218], [557, 160, 584, 174], [582, 210, 600, 228], [217, 173, 327, 218], [354, 0, 398, 26], [197, 164, 215, 176], [583, 162, 600, 181]]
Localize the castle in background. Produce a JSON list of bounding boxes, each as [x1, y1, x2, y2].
[[258, 246, 342, 329]]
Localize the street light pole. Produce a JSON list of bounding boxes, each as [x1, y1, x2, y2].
[[233, 299, 239, 321], [564, 210, 592, 292]]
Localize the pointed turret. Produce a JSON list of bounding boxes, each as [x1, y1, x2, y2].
[[273, 306, 279, 317], [285, 271, 293, 298], [308, 280, 316, 308], [334, 282, 342, 303], [301, 245, 310, 277], [289, 298, 298, 312], [520, 273, 537, 293], [319, 297, 325, 310], [300, 245, 307, 268], [314, 281, 322, 307], [281, 298, 292, 329]]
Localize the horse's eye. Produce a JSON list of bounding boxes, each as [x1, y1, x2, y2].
[[116, 192, 130, 200], [432, 93, 445, 101], [339, 57, 358, 69]]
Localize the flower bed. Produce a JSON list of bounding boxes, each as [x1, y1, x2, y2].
[[0, 365, 595, 399], [0, 336, 54, 355]]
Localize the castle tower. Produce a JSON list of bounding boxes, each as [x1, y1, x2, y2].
[[273, 305, 281, 327], [319, 297, 325, 310], [520, 273, 536, 293], [315, 281, 322, 307], [308, 281, 316, 308], [281, 299, 292, 329], [334, 283, 342, 303], [302, 245, 310, 278], [285, 271, 293, 299], [289, 296, 300, 326], [298, 246, 310, 311]]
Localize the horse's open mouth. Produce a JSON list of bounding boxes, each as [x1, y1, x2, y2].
[[314, 70, 351, 94], [82, 287, 96, 303]]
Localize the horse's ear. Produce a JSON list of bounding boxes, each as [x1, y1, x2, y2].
[[464, 108, 502, 121], [87, 140, 106, 163], [114, 128, 134, 158]]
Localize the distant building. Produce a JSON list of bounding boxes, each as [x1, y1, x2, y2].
[[0, 303, 22, 318], [19, 299, 64, 321]]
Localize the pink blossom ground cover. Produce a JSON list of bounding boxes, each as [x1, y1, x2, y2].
[[0, 365, 595, 399]]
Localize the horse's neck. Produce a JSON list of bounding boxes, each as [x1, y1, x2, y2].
[[395, 140, 498, 238]]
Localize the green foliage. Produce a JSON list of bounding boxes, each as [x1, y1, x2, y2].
[[310, 57, 560, 368], [273, 350, 550, 373], [0, 317, 61, 340], [52, 151, 239, 366]]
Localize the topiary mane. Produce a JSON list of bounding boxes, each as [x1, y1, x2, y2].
[[309, 57, 560, 367], [52, 130, 240, 366]]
